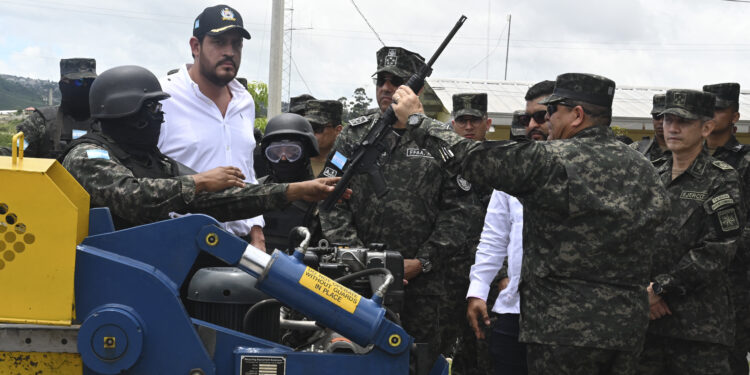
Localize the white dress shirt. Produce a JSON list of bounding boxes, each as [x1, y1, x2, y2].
[[466, 190, 524, 314], [158, 64, 263, 236]]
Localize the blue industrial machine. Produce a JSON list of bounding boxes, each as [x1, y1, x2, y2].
[[73, 211, 448, 374]]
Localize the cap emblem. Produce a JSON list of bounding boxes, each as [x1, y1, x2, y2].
[[462, 96, 473, 110], [221, 8, 236, 21], [385, 49, 398, 67], [673, 92, 686, 106]]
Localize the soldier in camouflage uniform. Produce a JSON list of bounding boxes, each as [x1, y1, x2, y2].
[[638, 89, 743, 375], [440, 93, 494, 374], [702, 82, 750, 375], [258, 112, 321, 252], [631, 94, 671, 164], [396, 72, 670, 374], [306, 100, 344, 176], [6, 58, 99, 158], [318, 46, 477, 369], [60, 65, 340, 230]]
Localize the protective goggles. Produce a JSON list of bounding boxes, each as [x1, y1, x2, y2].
[[62, 78, 93, 87], [265, 141, 303, 163], [373, 74, 406, 87]]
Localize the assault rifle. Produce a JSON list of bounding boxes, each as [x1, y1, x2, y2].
[[321, 15, 467, 211]]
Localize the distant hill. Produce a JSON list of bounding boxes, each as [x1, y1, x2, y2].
[[0, 74, 60, 111]]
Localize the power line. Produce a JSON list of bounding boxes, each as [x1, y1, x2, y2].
[[465, 22, 508, 77], [291, 57, 313, 95], [349, 0, 386, 47]]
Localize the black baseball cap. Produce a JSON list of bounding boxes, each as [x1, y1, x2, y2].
[[193, 5, 251, 39]]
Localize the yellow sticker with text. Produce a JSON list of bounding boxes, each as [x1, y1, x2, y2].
[[299, 267, 361, 313]]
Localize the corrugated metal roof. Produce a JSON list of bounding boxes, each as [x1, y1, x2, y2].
[[429, 78, 750, 130]]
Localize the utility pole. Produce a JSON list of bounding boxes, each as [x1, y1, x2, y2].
[[504, 14, 511, 81], [281, 0, 294, 106], [485, 0, 490, 80], [48, 87, 53, 106], [268, 0, 285, 118]]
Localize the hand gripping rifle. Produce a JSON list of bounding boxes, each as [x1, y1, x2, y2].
[[321, 15, 467, 211]]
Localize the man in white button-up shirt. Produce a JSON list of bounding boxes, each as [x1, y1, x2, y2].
[[158, 5, 267, 249], [465, 81, 554, 375]]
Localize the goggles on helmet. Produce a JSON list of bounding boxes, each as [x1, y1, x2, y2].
[[265, 140, 303, 163]]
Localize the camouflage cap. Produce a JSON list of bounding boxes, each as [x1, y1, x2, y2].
[[452, 93, 487, 118], [289, 94, 316, 115], [661, 89, 715, 120], [60, 58, 97, 80], [373, 46, 427, 79], [510, 110, 527, 139], [651, 94, 666, 115], [304, 100, 343, 126], [539, 73, 616, 108], [702, 82, 740, 109]]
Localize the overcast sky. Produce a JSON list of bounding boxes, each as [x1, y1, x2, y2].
[[1, 0, 748, 105]]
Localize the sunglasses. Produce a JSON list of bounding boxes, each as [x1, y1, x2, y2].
[[652, 114, 664, 120], [546, 102, 577, 116], [373, 74, 406, 87], [519, 110, 547, 126], [265, 141, 303, 163], [63, 78, 93, 88], [311, 122, 333, 134]]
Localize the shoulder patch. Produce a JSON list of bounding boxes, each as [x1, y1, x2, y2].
[[348, 116, 369, 126], [710, 193, 735, 211], [456, 175, 472, 191], [712, 160, 734, 171], [322, 166, 338, 178], [85, 149, 110, 160], [718, 208, 740, 233]]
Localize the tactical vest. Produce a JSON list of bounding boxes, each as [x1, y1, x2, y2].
[[35, 106, 98, 158], [59, 133, 184, 179], [59, 133, 195, 229], [263, 201, 320, 252]]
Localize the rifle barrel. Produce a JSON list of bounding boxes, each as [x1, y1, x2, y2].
[[425, 15, 468, 67]]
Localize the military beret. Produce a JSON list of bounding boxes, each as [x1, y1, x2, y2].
[[651, 94, 666, 115], [304, 100, 343, 127], [289, 94, 316, 115], [539, 73, 616, 108], [452, 93, 487, 118], [60, 58, 96, 80], [662, 89, 715, 120], [702, 83, 740, 109], [373, 46, 427, 79]]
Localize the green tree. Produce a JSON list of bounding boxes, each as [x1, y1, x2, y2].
[[338, 96, 350, 123], [246, 81, 269, 132], [348, 87, 372, 120]]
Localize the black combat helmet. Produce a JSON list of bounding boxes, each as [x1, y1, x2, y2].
[[89, 65, 170, 119], [261, 113, 319, 157]]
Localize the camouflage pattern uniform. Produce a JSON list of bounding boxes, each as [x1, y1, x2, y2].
[[639, 89, 743, 375], [408, 73, 670, 374], [319, 46, 478, 367], [441, 93, 493, 375], [12, 59, 98, 159], [305, 99, 344, 177], [61, 136, 289, 230], [703, 82, 750, 375], [510, 109, 529, 141], [630, 94, 671, 164]]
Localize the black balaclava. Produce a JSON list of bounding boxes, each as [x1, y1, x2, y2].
[[59, 79, 94, 120], [266, 138, 314, 183], [100, 101, 164, 155]]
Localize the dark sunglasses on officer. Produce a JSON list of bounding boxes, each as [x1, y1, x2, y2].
[[373, 74, 406, 87]]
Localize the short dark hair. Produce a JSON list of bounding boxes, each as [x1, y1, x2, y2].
[[565, 99, 612, 126], [191, 35, 206, 59], [525, 80, 555, 101]]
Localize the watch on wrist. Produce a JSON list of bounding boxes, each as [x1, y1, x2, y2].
[[408, 113, 425, 126], [652, 282, 665, 296], [417, 258, 432, 274]]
